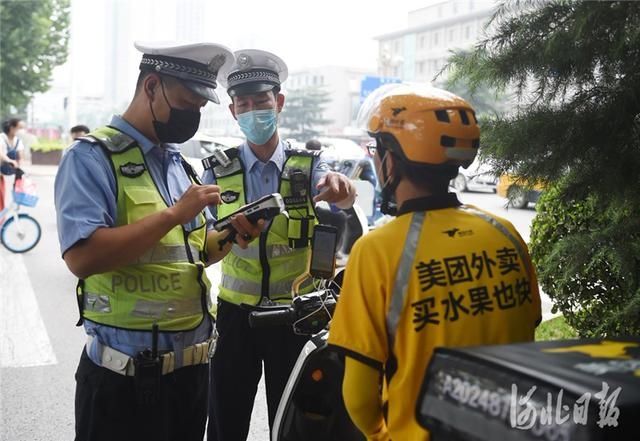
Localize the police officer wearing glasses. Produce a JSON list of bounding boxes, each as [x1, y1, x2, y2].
[[54, 42, 262, 441]]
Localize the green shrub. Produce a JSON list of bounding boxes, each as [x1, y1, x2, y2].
[[31, 139, 65, 152], [530, 184, 640, 337], [535, 316, 578, 341]]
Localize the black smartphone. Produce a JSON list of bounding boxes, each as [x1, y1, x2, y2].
[[309, 224, 338, 279]]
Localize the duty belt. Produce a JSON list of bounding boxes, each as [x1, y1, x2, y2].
[[86, 335, 213, 376]]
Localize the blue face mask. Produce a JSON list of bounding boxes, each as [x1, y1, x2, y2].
[[237, 109, 277, 145]]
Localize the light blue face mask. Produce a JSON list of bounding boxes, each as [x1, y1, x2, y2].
[[237, 109, 278, 145]]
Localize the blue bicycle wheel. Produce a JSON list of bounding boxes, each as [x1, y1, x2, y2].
[[1, 213, 42, 253]]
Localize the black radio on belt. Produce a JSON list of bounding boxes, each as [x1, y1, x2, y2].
[[134, 323, 162, 406]]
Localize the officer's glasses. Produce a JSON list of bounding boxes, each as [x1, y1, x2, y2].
[[366, 143, 377, 156]]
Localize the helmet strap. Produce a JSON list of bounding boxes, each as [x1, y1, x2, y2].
[[379, 149, 399, 216]]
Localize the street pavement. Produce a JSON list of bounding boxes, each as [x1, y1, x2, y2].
[[0, 165, 548, 441]]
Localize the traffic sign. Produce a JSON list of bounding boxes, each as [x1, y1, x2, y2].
[[360, 75, 401, 103]]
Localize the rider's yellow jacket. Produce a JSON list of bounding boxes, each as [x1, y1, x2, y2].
[[329, 194, 541, 441]]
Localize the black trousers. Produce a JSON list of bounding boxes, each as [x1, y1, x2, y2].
[[75, 347, 208, 441], [208, 300, 309, 441]]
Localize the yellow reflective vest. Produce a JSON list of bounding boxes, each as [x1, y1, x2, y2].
[[77, 126, 213, 331], [212, 147, 319, 306]]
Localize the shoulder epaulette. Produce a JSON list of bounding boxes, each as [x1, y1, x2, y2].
[[82, 126, 137, 153]]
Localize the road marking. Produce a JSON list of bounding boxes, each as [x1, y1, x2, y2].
[[0, 250, 57, 368]]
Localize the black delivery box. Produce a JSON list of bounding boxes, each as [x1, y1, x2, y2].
[[416, 337, 640, 441]]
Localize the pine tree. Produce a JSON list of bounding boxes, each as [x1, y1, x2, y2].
[[447, 0, 640, 336], [279, 86, 332, 141]]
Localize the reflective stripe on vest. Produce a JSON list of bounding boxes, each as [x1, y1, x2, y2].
[[386, 212, 425, 349], [230, 243, 301, 260], [215, 150, 318, 306], [135, 244, 201, 264], [220, 273, 314, 299], [80, 126, 212, 331], [458, 205, 528, 265]]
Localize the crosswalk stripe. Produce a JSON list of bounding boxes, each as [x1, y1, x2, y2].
[[0, 251, 57, 368]]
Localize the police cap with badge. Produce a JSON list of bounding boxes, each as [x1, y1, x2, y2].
[[202, 48, 290, 173], [218, 49, 288, 97], [135, 41, 234, 103], [81, 42, 235, 179]]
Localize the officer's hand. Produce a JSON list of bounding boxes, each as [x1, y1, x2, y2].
[[229, 214, 264, 249], [170, 184, 221, 225], [313, 172, 355, 204]]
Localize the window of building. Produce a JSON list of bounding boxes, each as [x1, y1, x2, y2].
[[418, 61, 425, 75], [433, 32, 439, 46], [419, 34, 425, 49], [449, 28, 455, 42], [394, 40, 400, 52], [465, 25, 471, 40]]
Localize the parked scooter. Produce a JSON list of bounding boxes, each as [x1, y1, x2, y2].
[[248, 270, 365, 441], [246, 216, 367, 441]]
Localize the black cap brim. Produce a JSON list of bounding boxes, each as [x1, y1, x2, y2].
[[183, 81, 220, 104], [228, 82, 278, 97]]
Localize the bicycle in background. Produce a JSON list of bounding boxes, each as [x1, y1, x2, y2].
[[0, 169, 41, 253]]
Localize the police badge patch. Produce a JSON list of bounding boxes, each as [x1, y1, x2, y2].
[[120, 162, 146, 178], [208, 54, 227, 76], [221, 190, 240, 203]]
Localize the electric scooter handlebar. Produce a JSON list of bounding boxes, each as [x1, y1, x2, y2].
[[248, 308, 297, 328], [248, 291, 337, 334]]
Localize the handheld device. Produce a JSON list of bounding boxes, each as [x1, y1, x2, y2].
[[309, 224, 338, 279], [213, 193, 286, 232]]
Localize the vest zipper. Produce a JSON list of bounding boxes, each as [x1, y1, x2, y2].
[[169, 151, 209, 320], [259, 229, 271, 302], [182, 227, 193, 262], [183, 227, 209, 318]]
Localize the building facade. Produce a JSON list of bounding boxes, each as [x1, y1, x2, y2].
[[376, 0, 496, 83], [286, 66, 375, 137]]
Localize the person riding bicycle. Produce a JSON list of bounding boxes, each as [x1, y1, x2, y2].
[[328, 84, 542, 441]]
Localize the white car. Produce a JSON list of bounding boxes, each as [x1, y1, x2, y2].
[[450, 156, 498, 193], [316, 137, 366, 162], [179, 133, 244, 177]]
